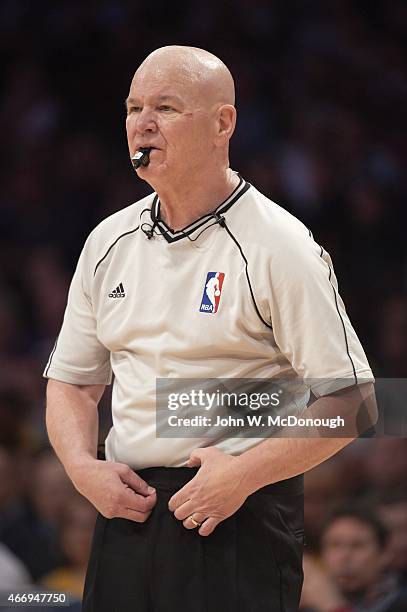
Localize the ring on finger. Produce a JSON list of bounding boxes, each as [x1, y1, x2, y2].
[[189, 516, 202, 528]]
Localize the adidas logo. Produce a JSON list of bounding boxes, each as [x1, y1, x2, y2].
[[109, 282, 125, 298]]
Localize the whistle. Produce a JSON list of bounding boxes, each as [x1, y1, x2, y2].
[[131, 147, 151, 170]]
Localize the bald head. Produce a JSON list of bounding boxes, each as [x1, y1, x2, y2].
[[134, 46, 235, 109], [125, 46, 237, 188]]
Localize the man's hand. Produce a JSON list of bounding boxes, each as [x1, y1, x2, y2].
[[168, 447, 249, 536], [69, 458, 157, 522]]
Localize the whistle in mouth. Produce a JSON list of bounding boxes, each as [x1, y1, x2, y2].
[[131, 148, 151, 169]]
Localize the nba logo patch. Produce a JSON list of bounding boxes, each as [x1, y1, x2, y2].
[[199, 272, 225, 314]]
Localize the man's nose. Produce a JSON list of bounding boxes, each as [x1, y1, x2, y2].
[[135, 108, 157, 133]]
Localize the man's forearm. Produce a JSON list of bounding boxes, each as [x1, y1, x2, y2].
[[237, 435, 351, 495], [46, 379, 104, 479], [236, 382, 376, 495]]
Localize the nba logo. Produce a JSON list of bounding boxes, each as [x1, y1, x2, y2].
[[199, 272, 225, 314]]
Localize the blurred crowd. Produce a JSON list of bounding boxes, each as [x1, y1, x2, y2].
[[300, 439, 407, 611], [0, 0, 406, 609]]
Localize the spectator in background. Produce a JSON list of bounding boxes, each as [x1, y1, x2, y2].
[[301, 505, 407, 611], [362, 439, 407, 497], [0, 447, 71, 581], [41, 495, 97, 599], [304, 456, 347, 552], [0, 542, 32, 590], [0, 389, 29, 450], [28, 448, 76, 526], [377, 493, 407, 587]]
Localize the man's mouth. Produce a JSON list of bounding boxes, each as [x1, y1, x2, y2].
[[138, 146, 159, 152]]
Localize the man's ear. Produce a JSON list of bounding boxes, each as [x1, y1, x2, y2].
[[215, 104, 237, 145]]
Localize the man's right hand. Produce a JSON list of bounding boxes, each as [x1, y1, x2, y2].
[[69, 458, 157, 522]]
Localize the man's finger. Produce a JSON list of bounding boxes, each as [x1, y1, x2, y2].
[[119, 466, 155, 496], [120, 507, 153, 523], [168, 485, 192, 511], [183, 513, 207, 530], [186, 451, 203, 467], [173, 500, 196, 521], [121, 488, 156, 513], [198, 517, 220, 537], [186, 447, 216, 467]]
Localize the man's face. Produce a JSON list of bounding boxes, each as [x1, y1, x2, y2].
[[125, 66, 217, 184], [321, 517, 385, 595]]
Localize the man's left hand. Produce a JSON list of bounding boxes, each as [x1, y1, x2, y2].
[[168, 447, 250, 536]]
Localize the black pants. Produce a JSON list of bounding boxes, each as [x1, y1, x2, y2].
[[82, 467, 304, 612]]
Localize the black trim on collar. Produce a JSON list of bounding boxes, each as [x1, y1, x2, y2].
[[149, 176, 251, 243]]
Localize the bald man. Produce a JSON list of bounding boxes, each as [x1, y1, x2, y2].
[[44, 46, 376, 611]]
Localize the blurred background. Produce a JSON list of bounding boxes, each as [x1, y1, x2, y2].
[[0, 0, 406, 609]]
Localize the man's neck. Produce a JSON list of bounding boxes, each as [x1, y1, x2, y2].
[[154, 168, 240, 231]]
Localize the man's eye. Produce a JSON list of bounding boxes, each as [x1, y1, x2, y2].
[[128, 106, 141, 114], [158, 105, 173, 112]]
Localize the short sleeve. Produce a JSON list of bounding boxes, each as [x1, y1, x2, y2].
[[43, 237, 112, 385], [268, 237, 374, 397]]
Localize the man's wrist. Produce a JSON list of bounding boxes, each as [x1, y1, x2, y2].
[[66, 454, 98, 483], [234, 453, 266, 497]]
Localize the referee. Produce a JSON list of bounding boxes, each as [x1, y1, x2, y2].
[[44, 46, 377, 611]]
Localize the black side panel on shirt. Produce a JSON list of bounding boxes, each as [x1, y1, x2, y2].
[[222, 221, 273, 331], [93, 227, 140, 277]]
